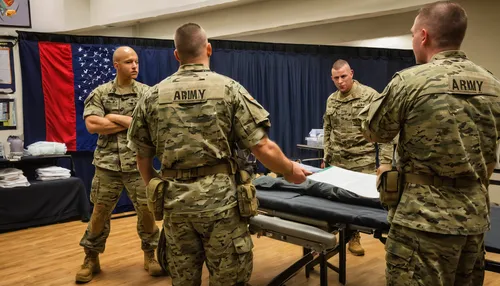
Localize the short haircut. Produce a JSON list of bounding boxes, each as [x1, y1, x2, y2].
[[174, 23, 208, 61], [417, 1, 468, 49], [332, 59, 350, 70]]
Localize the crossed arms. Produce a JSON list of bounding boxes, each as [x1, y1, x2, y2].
[[85, 114, 132, 135]]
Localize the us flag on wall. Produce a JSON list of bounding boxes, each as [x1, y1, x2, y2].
[[39, 43, 117, 151], [18, 31, 177, 152]]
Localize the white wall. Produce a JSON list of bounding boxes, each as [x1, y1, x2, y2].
[[19, 0, 89, 33], [63, 0, 90, 31], [459, 0, 500, 76], [227, 11, 416, 47], [29, 0, 66, 33], [134, 0, 433, 40], [88, 0, 257, 26]]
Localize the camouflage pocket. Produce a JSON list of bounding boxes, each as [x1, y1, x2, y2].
[[230, 232, 254, 283], [377, 169, 402, 209], [236, 184, 259, 217], [146, 178, 166, 221], [385, 238, 415, 284], [233, 234, 253, 254], [325, 108, 338, 126], [90, 177, 100, 204], [385, 238, 414, 268], [96, 134, 108, 148]]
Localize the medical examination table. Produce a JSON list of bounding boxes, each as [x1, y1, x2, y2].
[[157, 175, 500, 286]]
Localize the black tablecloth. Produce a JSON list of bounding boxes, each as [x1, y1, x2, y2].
[[0, 177, 91, 232]]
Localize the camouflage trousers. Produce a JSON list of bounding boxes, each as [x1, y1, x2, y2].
[[385, 223, 485, 286], [163, 207, 253, 286], [79, 167, 159, 253]]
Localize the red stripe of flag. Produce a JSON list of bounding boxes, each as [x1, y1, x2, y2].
[[39, 42, 76, 151]]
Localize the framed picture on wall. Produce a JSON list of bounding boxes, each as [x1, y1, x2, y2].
[[0, 0, 30, 28], [0, 98, 16, 130]]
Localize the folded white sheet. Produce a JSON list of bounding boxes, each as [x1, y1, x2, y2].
[[307, 166, 379, 198]]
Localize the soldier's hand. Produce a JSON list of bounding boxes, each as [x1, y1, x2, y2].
[[284, 161, 312, 184], [376, 164, 392, 176], [320, 161, 326, 169]]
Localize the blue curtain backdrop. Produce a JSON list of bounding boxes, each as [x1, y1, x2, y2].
[[18, 31, 415, 213]]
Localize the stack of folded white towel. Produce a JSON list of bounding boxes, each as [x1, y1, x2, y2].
[[26, 141, 67, 156], [0, 168, 30, 188], [36, 166, 71, 181]]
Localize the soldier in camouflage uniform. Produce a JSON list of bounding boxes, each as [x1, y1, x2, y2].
[[75, 46, 162, 283], [322, 59, 393, 256], [127, 23, 311, 286], [358, 2, 500, 285]]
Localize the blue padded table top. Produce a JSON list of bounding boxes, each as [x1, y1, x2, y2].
[[254, 176, 500, 253], [254, 176, 389, 231]]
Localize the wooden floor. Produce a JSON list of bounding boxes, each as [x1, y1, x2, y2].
[[1, 215, 499, 286]]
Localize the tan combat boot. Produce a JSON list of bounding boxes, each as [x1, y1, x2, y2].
[[144, 251, 163, 276], [75, 249, 100, 283], [348, 232, 365, 256]]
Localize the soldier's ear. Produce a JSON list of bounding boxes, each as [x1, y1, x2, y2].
[[207, 43, 212, 57], [421, 28, 429, 46], [174, 49, 181, 63]]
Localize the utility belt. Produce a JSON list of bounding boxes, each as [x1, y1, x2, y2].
[[404, 173, 480, 187], [161, 163, 235, 180], [377, 170, 480, 209], [146, 161, 258, 220]]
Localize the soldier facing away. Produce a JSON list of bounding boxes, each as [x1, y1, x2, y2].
[[359, 1, 500, 285], [127, 23, 311, 286]]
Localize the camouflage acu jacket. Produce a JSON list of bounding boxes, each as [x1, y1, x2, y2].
[[359, 50, 500, 235], [83, 79, 150, 172], [323, 80, 393, 174], [127, 64, 271, 218]]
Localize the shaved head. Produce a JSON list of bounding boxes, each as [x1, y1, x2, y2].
[[113, 46, 137, 62], [174, 23, 209, 63], [416, 1, 467, 49], [332, 59, 350, 71]]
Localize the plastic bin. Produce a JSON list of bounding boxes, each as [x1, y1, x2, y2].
[[305, 137, 319, 147]]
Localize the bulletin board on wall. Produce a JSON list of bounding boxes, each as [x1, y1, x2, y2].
[[0, 97, 16, 130], [0, 41, 15, 94]]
